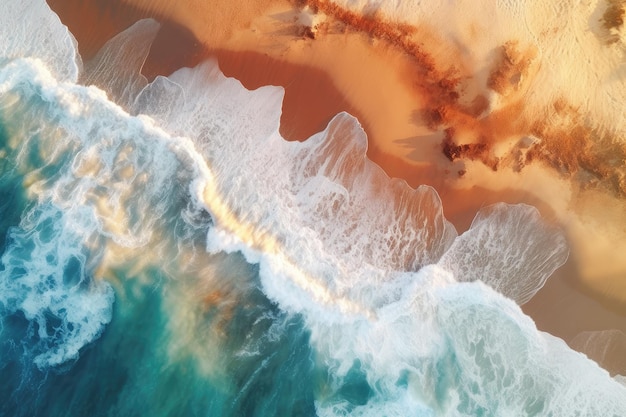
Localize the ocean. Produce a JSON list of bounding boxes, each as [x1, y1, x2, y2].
[[0, 1, 625, 416]]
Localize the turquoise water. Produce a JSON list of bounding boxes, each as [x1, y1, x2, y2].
[[0, 1, 625, 416], [0, 72, 317, 415], [2, 258, 318, 417]]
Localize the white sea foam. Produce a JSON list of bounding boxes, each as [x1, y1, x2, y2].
[[81, 19, 161, 110], [133, 56, 568, 315], [0, 64, 215, 370], [310, 267, 626, 415], [570, 329, 626, 377], [0, 1, 625, 414], [0, 53, 209, 368], [135, 60, 460, 316], [0, 203, 113, 368], [0, 0, 80, 82], [437, 203, 569, 304]]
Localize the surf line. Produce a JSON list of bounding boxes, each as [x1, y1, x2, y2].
[[184, 146, 378, 321]]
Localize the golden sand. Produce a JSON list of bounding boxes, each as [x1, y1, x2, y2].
[[46, 0, 626, 343]]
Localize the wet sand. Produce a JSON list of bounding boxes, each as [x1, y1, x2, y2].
[[46, 0, 626, 370]]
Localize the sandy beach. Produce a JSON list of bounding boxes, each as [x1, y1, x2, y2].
[[46, 0, 626, 372]]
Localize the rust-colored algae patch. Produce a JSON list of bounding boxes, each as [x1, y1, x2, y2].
[[299, 0, 625, 197], [49, 0, 626, 199], [602, 0, 625, 31], [528, 122, 626, 196], [487, 41, 537, 96]]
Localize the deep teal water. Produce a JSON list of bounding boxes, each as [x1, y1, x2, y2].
[[0, 109, 319, 416], [0, 221, 320, 416]]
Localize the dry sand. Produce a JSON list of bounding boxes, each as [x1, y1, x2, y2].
[[46, 0, 626, 365]]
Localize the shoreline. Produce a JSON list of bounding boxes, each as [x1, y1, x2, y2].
[[46, 0, 626, 368]]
